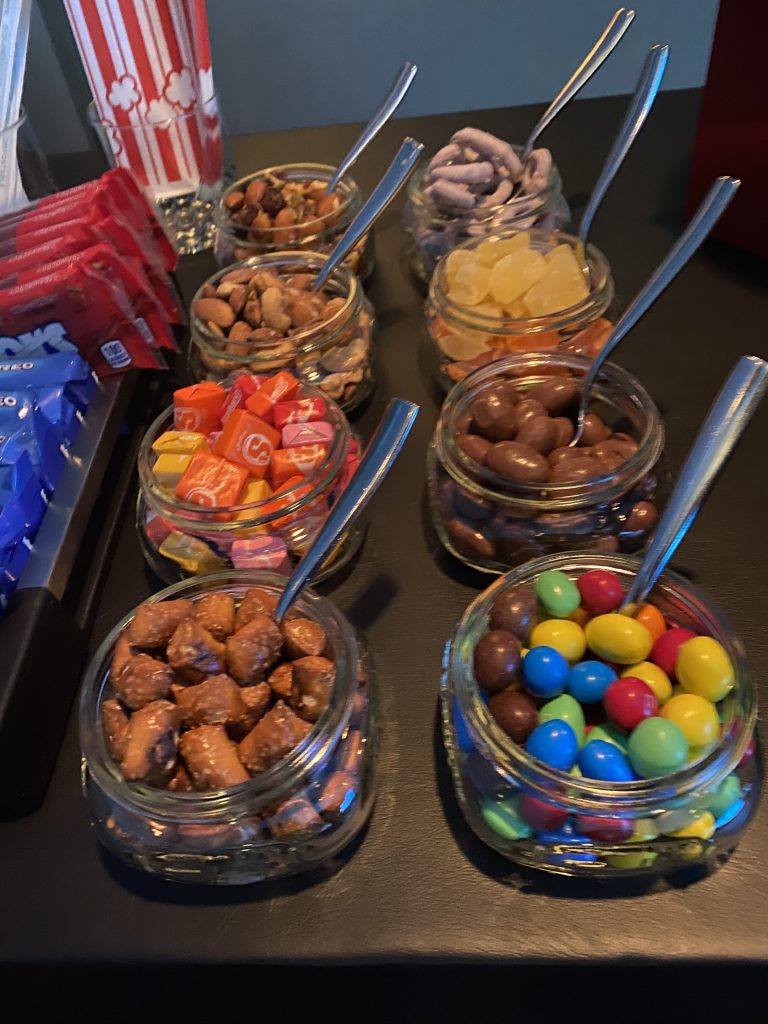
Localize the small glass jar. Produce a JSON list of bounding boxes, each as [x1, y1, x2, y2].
[[214, 163, 374, 279], [404, 153, 569, 283], [79, 572, 378, 885], [428, 352, 664, 573], [189, 252, 375, 413], [426, 229, 616, 390], [137, 381, 363, 584], [441, 553, 760, 879]]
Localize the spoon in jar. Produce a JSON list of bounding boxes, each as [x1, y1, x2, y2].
[[312, 135, 424, 291], [621, 354, 768, 610], [577, 43, 669, 276], [569, 174, 741, 446], [275, 398, 420, 621], [521, 7, 635, 161], [325, 61, 418, 195]]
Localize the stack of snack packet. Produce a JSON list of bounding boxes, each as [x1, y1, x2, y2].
[[0, 168, 182, 375]]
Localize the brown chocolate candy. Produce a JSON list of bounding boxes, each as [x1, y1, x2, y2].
[[282, 617, 327, 659], [595, 535, 620, 552], [527, 377, 580, 414], [102, 699, 129, 761], [234, 588, 279, 630], [486, 441, 549, 483], [173, 673, 246, 729], [291, 655, 335, 721], [510, 398, 547, 433], [268, 662, 294, 698], [487, 689, 539, 742], [548, 445, 587, 467], [489, 585, 537, 642], [225, 614, 283, 684], [548, 456, 604, 483], [447, 517, 496, 560], [456, 432, 493, 465], [470, 390, 517, 442], [624, 500, 658, 534], [114, 653, 174, 710], [577, 412, 611, 447], [121, 699, 179, 784], [473, 630, 521, 694], [238, 700, 311, 773], [179, 723, 250, 790], [192, 592, 236, 640], [129, 599, 194, 648], [167, 619, 226, 682], [516, 414, 559, 455], [552, 416, 575, 447]]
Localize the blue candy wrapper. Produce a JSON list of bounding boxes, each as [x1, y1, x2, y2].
[[0, 404, 65, 493], [0, 351, 96, 412], [0, 447, 47, 548]]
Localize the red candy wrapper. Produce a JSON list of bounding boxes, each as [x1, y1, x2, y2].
[[272, 397, 327, 429]]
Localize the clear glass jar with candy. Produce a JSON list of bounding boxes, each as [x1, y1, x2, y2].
[[213, 163, 374, 280], [136, 377, 362, 584], [188, 252, 375, 413], [79, 572, 378, 885], [442, 552, 760, 879], [427, 351, 665, 572], [425, 228, 616, 391], [404, 142, 569, 284]]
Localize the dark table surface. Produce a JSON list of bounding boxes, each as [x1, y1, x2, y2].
[[3, 90, 768, 994]]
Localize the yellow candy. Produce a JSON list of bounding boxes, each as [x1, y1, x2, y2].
[[474, 232, 530, 267], [632, 819, 658, 842], [488, 249, 547, 304], [233, 479, 273, 536], [676, 636, 734, 702], [569, 607, 590, 628], [668, 811, 716, 841], [153, 453, 192, 487], [660, 693, 720, 747], [152, 430, 208, 455], [584, 614, 653, 665], [621, 661, 672, 703], [530, 619, 586, 663], [159, 531, 225, 574]]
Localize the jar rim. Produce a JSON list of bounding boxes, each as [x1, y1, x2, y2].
[[215, 162, 359, 243], [137, 377, 350, 528], [437, 351, 664, 510], [191, 251, 361, 362], [407, 146, 563, 220], [79, 572, 359, 819], [429, 228, 613, 335], [449, 552, 756, 814]]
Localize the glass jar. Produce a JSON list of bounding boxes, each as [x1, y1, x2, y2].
[[404, 153, 569, 284], [188, 252, 375, 413], [79, 572, 378, 885], [426, 229, 616, 390], [441, 553, 760, 879], [214, 163, 374, 279], [137, 381, 363, 584], [428, 352, 665, 573]]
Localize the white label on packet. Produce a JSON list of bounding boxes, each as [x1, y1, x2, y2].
[[100, 340, 132, 369]]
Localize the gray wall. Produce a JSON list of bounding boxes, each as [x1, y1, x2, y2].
[[25, 0, 720, 153]]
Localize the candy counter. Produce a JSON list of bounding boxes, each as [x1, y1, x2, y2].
[[2, 91, 768, 1008]]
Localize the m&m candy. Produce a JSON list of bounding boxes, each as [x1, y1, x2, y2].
[[522, 645, 569, 698], [603, 677, 658, 730], [577, 569, 624, 616], [525, 719, 579, 771]]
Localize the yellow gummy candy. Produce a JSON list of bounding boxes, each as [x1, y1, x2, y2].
[[152, 430, 208, 455], [153, 453, 192, 487]]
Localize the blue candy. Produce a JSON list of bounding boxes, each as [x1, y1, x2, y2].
[[578, 739, 635, 782], [714, 798, 745, 831], [537, 830, 592, 846], [567, 660, 616, 703], [522, 645, 569, 698], [525, 719, 578, 771], [453, 697, 474, 753]]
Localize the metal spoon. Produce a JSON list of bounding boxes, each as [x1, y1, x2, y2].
[[325, 61, 418, 195], [275, 398, 420, 621], [521, 7, 635, 161], [578, 43, 669, 254], [622, 355, 768, 610], [312, 136, 424, 292], [570, 175, 741, 445]]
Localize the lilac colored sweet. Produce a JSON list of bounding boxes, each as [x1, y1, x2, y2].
[[231, 536, 291, 572], [281, 421, 335, 448]]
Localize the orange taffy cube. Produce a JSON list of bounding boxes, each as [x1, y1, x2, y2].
[[261, 475, 316, 528], [173, 382, 226, 434], [245, 371, 300, 422], [270, 443, 328, 487], [175, 450, 249, 508], [211, 408, 281, 478]]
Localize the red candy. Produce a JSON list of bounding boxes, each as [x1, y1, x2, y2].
[[603, 677, 658, 730], [651, 627, 697, 678], [576, 569, 624, 616], [272, 397, 326, 429], [575, 815, 633, 843], [518, 793, 569, 832]]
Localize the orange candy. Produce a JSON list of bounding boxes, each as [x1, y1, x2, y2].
[[211, 408, 281, 478], [261, 475, 315, 528], [175, 450, 248, 508], [634, 602, 667, 643], [173, 382, 226, 434], [270, 443, 328, 486], [245, 371, 300, 422]]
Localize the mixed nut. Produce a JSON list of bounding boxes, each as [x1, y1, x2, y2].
[[191, 262, 373, 407], [223, 173, 345, 244], [103, 588, 362, 831]]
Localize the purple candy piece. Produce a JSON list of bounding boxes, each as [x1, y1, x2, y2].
[[522, 148, 553, 191], [479, 179, 514, 207], [426, 179, 476, 209], [432, 160, 494, 185], [428, 142, 462, 170], [452, 127, 520, 172]]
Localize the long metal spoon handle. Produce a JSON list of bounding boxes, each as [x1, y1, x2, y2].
[[313, 136, 424, 291], [573, 175, 741, 436], [275, 399, 420, 621], [623, 355, 768, 609], [325, 61, 418, 195], [522, 7, 635, 159], [578, 43, 669, 245]]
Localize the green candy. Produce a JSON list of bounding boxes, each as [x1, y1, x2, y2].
[[605, 850, 658, 870], [705, 773, 743, 819], [586, 722, 629, 753], [628, 717, 688, 778], [539, 694, 586, 745], [480, 797, 533, 841], [535, 570, 580, 618]]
